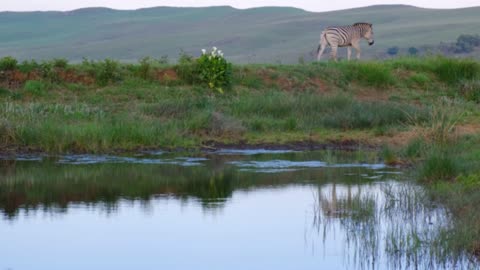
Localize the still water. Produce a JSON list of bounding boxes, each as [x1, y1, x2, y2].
[[0, 150, 476, 269]]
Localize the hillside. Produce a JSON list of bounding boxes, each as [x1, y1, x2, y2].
[[0, 5, 479, 63]]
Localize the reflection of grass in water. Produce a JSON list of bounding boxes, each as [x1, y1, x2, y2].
[[382, 183, 477, 269], [311, 183, 479, 269], [313, 184, 379, 269]]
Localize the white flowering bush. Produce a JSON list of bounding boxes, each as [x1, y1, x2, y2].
[[196, 47, 232, 93]]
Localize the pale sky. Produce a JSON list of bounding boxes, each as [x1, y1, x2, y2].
[[1, 0, 479, 12]]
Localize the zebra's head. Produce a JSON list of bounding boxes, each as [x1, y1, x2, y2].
[[354, 22, 374, 46]]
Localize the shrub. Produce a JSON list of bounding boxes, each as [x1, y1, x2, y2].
[[408, 47, 419, 56], [39, 61, 60, 83], [387, 46, 400, 56], [18, 60, 40, 73], [175, 51, 197, 84], [175, 47, 233, 93], [420, 149, 459, 182], [96, 58, 120, 86], [137, 57, 153, 80], [0, 56, 18, 71], [24, 80, 48, 96], [196, 47, 233, 93], [52, 58, 69, 69]]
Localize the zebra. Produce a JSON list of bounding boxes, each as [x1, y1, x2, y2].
[[316, 23, 375, 61]]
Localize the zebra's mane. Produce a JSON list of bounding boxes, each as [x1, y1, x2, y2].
[[353, 22, 372, 28]]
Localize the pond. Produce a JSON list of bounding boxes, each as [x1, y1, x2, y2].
[[0, 150, 476, 269]]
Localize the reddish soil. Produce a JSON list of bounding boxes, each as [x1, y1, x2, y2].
[[156, 68, 178, 82]]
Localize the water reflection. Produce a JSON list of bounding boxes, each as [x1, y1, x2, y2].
[[309, 182, 477, 269], [0, 150, 392, 219], [0, 150, 478, 269]]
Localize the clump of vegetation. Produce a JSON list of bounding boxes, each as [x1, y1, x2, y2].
[[0, 118, 15, 147], [454, 34, 480, 54], [0, 56, 18, 71], [459, 80, 480, 103], [432, 57, 480, 84], [196, 47, 232, 93], [52, 58, 69, 69], [136, 57, 154, 80], [420, 148, 460, 182], [339, 61, 396, 88], [381, 145, 399, 165], [176, 48, 232, 93], [18, 60, 40, 73], [24, 80, 48, 96]]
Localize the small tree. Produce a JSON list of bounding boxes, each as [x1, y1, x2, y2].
[[408, 47, 419, 56], [387, 46, 400, 56], [455, 34, 480, 53]]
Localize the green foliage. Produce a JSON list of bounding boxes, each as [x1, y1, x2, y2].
[[196, 47, 232, 93], [387, 46, 400, 56], [52, 58, 69, 69], [24, 80, 48, 96], [18, 60, 40, 73], [404, 138, 428, 159], [0, 56, 18, 71], [408, 47, 419, 56], [176, 48, 233, 93], [420, 149, 460, 182], [175, 51, 197, 84], [39, 61, 60, 83], [0, 87, 10, 96], [459, 80, 480, 102], [233, 67, 264, 89], [340, 62, 396, 88], [137, 57, 153, 80], [381, 145, 399, 165], [432, 57, 480, 84], [0, 118, 15, 146], [78, 58, 121, 86], [454, 34, 480, 53], [97, 59, 120, 86], [408, 73, 431, 87]]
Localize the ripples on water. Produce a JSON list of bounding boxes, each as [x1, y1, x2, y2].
[[0, 150, 477, 269]]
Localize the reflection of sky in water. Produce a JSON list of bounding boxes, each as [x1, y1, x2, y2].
[[214, 149, 297, 155], [57, 155, 208, 166], [0, 150, 476, 269], [1, 184, 474, 270], [230, 160, 387, 173]]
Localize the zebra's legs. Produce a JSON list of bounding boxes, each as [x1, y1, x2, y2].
[[352, 43, 361, 60], [330, 45, 338, 61], [347, 47, 352, 61], [317, 43, 327, 61]]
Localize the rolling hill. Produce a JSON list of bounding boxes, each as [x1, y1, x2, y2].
[[0, 5, 479, 63]]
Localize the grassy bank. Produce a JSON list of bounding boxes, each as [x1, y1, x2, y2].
[[0, 56, 479, 153]]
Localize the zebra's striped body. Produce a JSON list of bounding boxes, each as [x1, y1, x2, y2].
[[316, 23, 374, 61]]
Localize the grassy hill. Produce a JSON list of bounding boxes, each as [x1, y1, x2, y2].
[[0, 5, 479, 63]]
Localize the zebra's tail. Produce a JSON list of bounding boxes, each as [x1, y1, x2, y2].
[[317, 31, 327, 54]]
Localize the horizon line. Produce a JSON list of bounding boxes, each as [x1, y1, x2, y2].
[[1, 4, 479, 13]]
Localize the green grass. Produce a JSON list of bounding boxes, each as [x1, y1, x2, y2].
[[0, 56, 478, 153]]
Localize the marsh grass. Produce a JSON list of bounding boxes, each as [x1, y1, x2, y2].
[[406, 98, 465, 146], [420, 148, 460, 182]]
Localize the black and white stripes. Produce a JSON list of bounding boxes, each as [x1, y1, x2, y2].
[[317, 22, 375, 61]]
